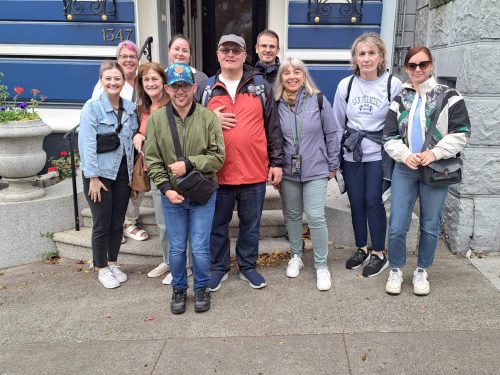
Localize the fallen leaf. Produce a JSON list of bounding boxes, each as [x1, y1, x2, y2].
[[145, 315, 156, 321], [76, 260, 85, 264], [0, 285, 6, 290], [361, 353, 367, 361]]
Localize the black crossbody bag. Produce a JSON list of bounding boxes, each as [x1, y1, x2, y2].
[[166, 104, 218, 204], [419, 93, 462, 186], [96, 98, 124, 154]]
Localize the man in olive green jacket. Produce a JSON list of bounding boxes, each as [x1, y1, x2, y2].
[[145, 63, 225, 315]]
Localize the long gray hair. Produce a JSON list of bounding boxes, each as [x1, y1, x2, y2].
[[274, 56, 320, 101]]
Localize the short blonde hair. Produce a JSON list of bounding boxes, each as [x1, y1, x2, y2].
[[350, 33, 387, 77], [274, 56, 320, 100]]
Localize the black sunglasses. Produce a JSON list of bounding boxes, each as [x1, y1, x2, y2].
[[406, 61, 431, 71]]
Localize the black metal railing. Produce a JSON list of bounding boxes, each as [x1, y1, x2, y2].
[[307, 0, 364, 23], [63, 123, 81, 231], [140, 36, 153, 62]]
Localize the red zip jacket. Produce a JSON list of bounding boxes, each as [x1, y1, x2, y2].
[[197, 65, 283, 185]]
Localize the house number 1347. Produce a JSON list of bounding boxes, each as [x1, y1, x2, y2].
[[101, 28, 133, 42]]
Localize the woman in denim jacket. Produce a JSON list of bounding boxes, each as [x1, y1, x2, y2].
[[79, 61, 138, 289]]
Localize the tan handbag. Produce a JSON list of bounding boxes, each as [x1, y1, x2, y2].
[[129, 151, 150, 192]]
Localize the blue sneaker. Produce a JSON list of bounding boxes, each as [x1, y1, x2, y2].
[[208, 271, 229, 292], [239, 269, 267, 289]]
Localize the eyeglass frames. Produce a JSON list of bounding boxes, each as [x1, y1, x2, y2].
[[257, 44, 278, 50], [168, 83, 193, 92], [406, 61, 431, 71], [218, 48, 244, 56], [118, 54, 138, 60]]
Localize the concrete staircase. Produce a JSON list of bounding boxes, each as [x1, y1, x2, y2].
[[54, 185, 295, 265], [54, 181, 420, 265]]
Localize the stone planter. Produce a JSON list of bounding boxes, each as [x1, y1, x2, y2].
[[0, 119, 52, 202]]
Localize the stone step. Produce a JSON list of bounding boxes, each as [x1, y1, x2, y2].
[[140, 184, 282, 211], [81, 207, 298, 239], [54, 227, 294, 265]]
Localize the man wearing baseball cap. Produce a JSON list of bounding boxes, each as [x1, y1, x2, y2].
[[145, 63, 225, 314], [197, 34, 284, 291]]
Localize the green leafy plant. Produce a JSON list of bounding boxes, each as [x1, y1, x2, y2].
[[48, 151, 80, 180], [40, 231, 55, 241], [42, 250, 60, 264], [0, 72, 46, 123]]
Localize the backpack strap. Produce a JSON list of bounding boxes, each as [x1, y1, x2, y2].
[[317, 92, 323, 114], [387, 73, 393, 103], [344, 75, 355, 126], [252, 74, 266, 112], [345, 75, 355, 103], [201, 75, 217, 107]]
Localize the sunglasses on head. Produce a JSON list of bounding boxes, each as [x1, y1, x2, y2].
[[406, 61, 431, 71]]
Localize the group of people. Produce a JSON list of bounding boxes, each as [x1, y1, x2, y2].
[[78, 29, 471, 315]]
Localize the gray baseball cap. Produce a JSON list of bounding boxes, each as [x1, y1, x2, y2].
[[218, 34, 246, 49]]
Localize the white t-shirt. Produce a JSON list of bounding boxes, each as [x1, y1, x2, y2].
[[218, 75, 240, 103], [332, 71, 402, 162], [91, 81, 134, 101]]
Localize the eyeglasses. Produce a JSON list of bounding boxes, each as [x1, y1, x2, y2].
[[258, 44, 278, 50], [406, 61, 431, 71], [218, 48, 244, 56], [168, 83, 192, 92], [119, 54, 138, 60]]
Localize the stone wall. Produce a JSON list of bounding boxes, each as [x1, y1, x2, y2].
[[416, 0, 500, 253]]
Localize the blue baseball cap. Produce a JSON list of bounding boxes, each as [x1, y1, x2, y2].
[[166, 63, 194, 86]]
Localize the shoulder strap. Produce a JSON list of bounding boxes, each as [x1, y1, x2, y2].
[[115, 98, 124, 134], [317, 92, 323, 114], [387, 74, 393, 102], [344, 75, 355, 126], [201, 76, 217, 107], [345, 75, 355, 103], [421, 91, 446, 153], [166, 103, 184, 161], [253, 74, 266, 112]]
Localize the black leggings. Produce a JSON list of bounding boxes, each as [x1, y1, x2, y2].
[[83, 157, 131, 268]]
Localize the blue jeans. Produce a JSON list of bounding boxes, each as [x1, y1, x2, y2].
[[161, 192, 216, 291], [387, 163, 449, 269], [210, 183, 266, 273], [343, 160, 386, 251], [281, 178, 329, 269]]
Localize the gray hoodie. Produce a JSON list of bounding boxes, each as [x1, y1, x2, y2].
[[278, 89, 340, 182]]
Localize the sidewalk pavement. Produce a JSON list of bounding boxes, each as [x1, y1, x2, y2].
[[1, 241, 499, 375]]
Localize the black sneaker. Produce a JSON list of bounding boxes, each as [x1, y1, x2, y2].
[[171, 288, 187, 314], [346, 248, 370, 269], [362, 254, 389, 278], [194, 287, 211, 313]]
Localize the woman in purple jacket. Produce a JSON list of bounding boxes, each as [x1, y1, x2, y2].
[[274, 56, 341, 291]]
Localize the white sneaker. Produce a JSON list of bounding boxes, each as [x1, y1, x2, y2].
[[109, 264, 127, 283], [286, 255, 303, 278], [316, 269, 332, 291], [162, 268, 193, 285], [147, 262, 169, 278], [413, 268, 430, 296], [386, 268, 403, 295], [98, 267, 120, 289]]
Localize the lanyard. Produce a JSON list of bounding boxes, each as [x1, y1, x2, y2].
[[287, 96, 307, 153]]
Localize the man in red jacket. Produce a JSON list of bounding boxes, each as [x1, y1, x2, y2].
[[198, 34, 283, 291]]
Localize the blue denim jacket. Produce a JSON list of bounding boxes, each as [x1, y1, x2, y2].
[[78, 92, 137, 181]]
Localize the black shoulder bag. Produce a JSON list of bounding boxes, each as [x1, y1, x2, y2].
[[166, 104, 218, 204], [419, 92, 463, 186], [96, 98, 124, 154]]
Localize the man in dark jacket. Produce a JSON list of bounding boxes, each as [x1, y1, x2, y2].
[[197, 34, 283, 292], [254, 29, 281, 86]]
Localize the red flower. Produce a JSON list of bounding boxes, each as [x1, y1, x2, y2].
[[48, 166, 58, 173], [31, 89, 40, 96], [60, 151, 68, 157], [14, 87, 24, 95]]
